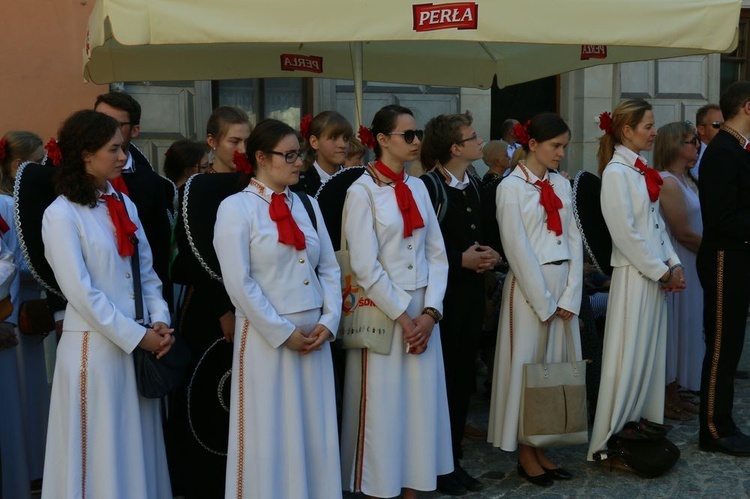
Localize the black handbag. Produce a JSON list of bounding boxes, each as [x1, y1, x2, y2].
[[124, 192, 190, 399], [594, 419, 680, 478]]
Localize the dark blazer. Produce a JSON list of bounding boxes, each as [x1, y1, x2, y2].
[[123, 145, 175, 308], [699, 130, 750, 251], [292, 165, 322, 197]]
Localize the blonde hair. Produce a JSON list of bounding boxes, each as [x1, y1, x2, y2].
[[0, 130, 43, 194], [653, 122, 694, 172], [597, 99, 652, 176]]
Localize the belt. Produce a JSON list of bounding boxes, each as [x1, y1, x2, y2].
[[544, 260, 568, 266]]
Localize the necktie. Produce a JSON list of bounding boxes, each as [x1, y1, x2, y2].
[[372, 160, 425, 237], [269, 193, 306, 250], [110, 176, 130, 196]]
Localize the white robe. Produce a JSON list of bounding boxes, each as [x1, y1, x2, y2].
[[41, 184, 172, 498], [487, 166, 583, 451], [339, 172, 452, 498], [588, 147, 680, 460], [214, 183, 342, 499]]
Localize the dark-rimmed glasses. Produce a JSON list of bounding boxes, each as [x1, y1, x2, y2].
[[118, 121, 133, 129], [269, 150, 305, 163], [684, 136, 701, 147], [388, 129, 424, 144], [456, 133, 478, 145]]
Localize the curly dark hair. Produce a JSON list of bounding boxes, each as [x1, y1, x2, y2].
[[55, 110, 120, 207], [420, 111, 473, 171]]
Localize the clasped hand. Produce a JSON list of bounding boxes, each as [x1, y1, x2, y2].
[[462, 244, 502, 273], [660, 266, 686, 292], [283, 324, 331, 355], [138, 321, 175, 359], [398, 312, 434, 355]]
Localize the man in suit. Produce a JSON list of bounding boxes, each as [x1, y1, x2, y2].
[[698, 81, 750, 456], [691, 103, 724, 178], [94, 92, 175, 310]]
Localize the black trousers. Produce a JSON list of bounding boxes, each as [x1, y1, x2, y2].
[[439, 285, 483, 462], [697, 248, 750, 439]]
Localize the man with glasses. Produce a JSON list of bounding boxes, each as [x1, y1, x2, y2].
[[697, 82, 750, 456], [94, 92, 175, 310], [691, 103, 724, 178]]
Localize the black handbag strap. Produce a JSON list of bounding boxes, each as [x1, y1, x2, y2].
[[116, 191, 144, 325]]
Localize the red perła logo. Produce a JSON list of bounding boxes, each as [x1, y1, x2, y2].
[[280, 54, 324, 73], [580, 45, 608, 60], [413, 2, 479, 32]]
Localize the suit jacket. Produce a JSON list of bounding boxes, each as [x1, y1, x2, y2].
[[123, 145, 175, 308], [292, 165, 322, 197], [698, 129, 750, 251]]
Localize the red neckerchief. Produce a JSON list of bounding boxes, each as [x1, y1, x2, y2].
[[534, 179, 563, 236], [101, 194, 138, 256], [110, 176, 130, 196], [372, 160, 425, 237], [633, 158, 663, 202], [0, 214, 9, 234], [269, 192, 306, 250]]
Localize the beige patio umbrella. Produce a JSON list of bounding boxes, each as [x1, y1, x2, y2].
[[83, 0, 740, 125]]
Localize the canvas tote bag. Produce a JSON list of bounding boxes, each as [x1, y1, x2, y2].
[[518, 319, 588, 447], [337, 179, 395, 355]]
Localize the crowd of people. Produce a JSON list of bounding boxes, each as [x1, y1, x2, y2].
[[0, 80, 749, 499]]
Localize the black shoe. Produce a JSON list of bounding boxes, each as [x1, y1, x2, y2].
[[542, 466, 574, 480], [436, 472, 467, 496], [453, 464, 484, 491], [517, 462, 553, 487], [699, 432, 750, 456]]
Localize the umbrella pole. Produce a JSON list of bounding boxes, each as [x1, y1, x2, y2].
[[351, 42, 364, 130]]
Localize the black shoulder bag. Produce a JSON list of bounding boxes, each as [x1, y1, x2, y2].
[[122, 193, 191, 398]]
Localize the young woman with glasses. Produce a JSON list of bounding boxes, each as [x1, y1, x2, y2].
[[340, 105, 452, 499], [214, 119, 342, 498], [654, 122, 704, 421]]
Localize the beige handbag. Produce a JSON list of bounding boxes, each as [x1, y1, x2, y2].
[[518, 320, 588, 447], [337, 179, 395, 355]]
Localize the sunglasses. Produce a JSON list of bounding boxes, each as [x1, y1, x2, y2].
[[269, 150, 305, 164], [387, 129, 424, 144], [456, 133, 478, 145], [703, 121, 723, 129], [683, 137, 701, 147]]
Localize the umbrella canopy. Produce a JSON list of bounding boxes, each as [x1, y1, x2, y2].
[[84, 0, 740, 89]]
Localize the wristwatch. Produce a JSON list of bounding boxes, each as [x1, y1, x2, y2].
[[422, 307, 443, 323]]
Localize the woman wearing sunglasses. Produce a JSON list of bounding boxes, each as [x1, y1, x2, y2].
[[654, 122, 703, 421], [214, 119, 342, 498], [340, 105, 452, 499]]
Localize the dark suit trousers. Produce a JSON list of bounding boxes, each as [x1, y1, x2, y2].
[[698, 248, 750, 439]]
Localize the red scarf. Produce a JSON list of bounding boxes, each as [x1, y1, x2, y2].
[[372, 160, 424, 237], [101, 194, 138, 256], [110, 176, 130, 196], [269, 193, 306, 250], [634, 158, 663, 202], [0, 214, 9, 235], [534, 180, 563, 236]]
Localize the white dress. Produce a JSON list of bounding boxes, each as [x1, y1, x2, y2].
[[487, 165, 583, 452], [588, 146, 681, 460], [660, 171, 704, 391], [0, 194, 50, 481], [340, 172, 453, 498], [214, 182, 342, 499], [41, 184, 172, 499]]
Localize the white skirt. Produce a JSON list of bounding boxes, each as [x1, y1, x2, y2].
[[588, 265, 667, 460], [42, 330, 172, 499], [340, 288, 453, 498], [487, 263, 583, 452], [225, 308, 341, 499]]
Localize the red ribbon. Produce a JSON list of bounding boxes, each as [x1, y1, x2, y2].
[[534, 180, 563, 236], [110, 176, 130, 196], [269, 193, 306, 250], [372, 160, 425, 237], [634, 158, 663, 202], [101, 194, 138, 256]]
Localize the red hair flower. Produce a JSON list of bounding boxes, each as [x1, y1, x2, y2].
[[512, 120, 531, 146], [299, 114, 313, 141], [0, 138, 7, 162], [45, 138, 62, 166], [598, 111, 613, 135], [358, 125, 376, 150], [233, 151, 253, 175]]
